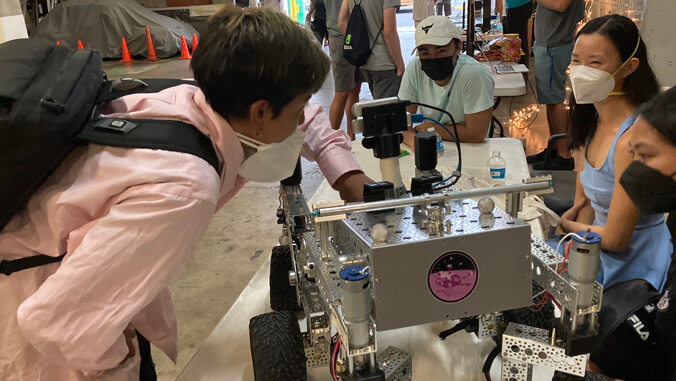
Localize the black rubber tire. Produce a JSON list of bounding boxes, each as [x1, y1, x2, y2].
[[249, 311, 307, 381], [270, 246, 301, 311], [504, 282, 555, 330]]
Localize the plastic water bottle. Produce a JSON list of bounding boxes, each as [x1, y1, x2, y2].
[[428, 127, 444, 157], [488, 150, 506, 184]]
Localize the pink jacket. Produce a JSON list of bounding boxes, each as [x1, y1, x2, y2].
[[0, 85, 360, 380]]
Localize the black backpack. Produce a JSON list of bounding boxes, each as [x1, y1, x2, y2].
[[0, 38, 219, 276], [343, 0, 383, 67]]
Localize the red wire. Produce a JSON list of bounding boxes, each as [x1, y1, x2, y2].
[[558, 241, 571, 274], [332, 337, 341, 381]]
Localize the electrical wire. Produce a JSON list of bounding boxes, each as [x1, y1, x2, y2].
[[526, 75, 538, 105], [331, 335, 340, 381], [408, 101, 463, 190], [529, 233, 584, 311], [482, 343, 502, 381], [420, 116, 461, 189], [554, 232, 584, 274]]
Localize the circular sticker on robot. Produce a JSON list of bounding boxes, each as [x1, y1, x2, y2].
[[428, 251, 478, 303]]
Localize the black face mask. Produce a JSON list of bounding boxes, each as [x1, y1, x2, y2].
[[420, 56, 455, 82], [619, 161, 676, 214]]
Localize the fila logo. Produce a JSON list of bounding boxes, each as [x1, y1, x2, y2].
[[422, 24, 434, 34], [627, 314, 650, 341], [657, 288, 670, 311], [644, 303, 656, 314]]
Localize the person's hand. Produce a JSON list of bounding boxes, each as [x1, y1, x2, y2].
[[401, 130, 416, 152], [396, 62, 405, 76], [333, 171, 374, 202], [120, 327, 136, 365], [560, 202, 584, 232]]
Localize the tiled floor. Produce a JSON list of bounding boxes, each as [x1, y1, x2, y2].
[[101, 11, 553, 380]]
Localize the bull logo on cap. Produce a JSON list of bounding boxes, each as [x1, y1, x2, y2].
[[422, 24, 434, 34]]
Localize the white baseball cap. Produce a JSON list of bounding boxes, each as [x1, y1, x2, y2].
[[413, 16, 463, 55]]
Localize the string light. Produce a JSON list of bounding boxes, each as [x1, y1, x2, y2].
[[508, 104, 539, 130]]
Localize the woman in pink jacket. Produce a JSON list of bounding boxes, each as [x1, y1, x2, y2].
[[0, 6, 371, 380]]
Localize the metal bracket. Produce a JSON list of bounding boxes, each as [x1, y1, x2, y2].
[[478, 312, 506, 338], [502, 323, 587, 377]]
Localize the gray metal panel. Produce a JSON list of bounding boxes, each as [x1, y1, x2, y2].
[[371, 224, 532, 330], [343, 199, 534, 331]]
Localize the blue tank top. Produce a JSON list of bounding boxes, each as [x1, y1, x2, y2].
[[580, 114, 672, 290]]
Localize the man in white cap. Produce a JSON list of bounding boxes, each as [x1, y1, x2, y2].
[[398, 16, 495, 147]]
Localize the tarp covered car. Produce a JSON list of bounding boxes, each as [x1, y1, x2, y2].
[[33, 0, 198, 59]]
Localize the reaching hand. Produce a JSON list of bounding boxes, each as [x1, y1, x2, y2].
[[333, 171, 374, 202]]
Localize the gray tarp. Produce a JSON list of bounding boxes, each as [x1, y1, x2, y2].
[[33, 0, 198, 59]]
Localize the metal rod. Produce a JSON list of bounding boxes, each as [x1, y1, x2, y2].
[[315, 181, 551, 217]]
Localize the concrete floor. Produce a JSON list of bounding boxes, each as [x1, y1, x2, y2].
[[102, 11, 550, 380]]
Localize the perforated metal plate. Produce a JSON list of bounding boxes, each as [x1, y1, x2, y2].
[[530, 234, 562, 267], [377, 346, 412, 381], [501, 358, 530, 381], [303, 332, 330, 368], [478, 313, 506, 338], [339, 198, 527, 246], [502, 323, 587, 377]]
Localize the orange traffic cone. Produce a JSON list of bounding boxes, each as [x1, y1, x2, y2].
[[56, 41, 60, 46], [144, 26, 159, 61], [77, 40, 84, 49], [191, 33, 198, 54], [179, 35, 191, 60], [120, 38, 133, 62]]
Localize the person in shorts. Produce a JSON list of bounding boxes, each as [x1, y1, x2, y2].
[[338, 0, 405, 99], [528, 0, 584, 170], [325, 0, 363, 139]]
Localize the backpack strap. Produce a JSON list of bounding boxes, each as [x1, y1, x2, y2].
[[371, 24, 384, 52], [0, 254, 65, 276], [77, 118, 221, 173]]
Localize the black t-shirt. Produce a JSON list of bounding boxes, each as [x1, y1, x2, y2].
[[653, 213, 676, 378]]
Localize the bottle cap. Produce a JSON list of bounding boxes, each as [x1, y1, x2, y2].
[[492, 150, 500, 156], [428, 127, 435, 132]]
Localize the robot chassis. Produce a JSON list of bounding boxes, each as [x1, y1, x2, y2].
[[252, 99, 605, 381]]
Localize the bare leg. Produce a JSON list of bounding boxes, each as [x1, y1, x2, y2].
[[546, 103, 571, 158], [345, 84, 361, 140], [330, 91, 350, 132]]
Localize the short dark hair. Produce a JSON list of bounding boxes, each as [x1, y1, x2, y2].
[[191, 6, 330, 119], [639, 86, 676, 147], [568, 14, 661, 150]]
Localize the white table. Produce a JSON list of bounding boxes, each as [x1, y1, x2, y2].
[[309, 138, 530, 205], [484, 61, 527, 98], [178, 138, 556, 381]]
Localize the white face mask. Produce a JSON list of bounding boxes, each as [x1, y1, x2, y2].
[[569, 38, 640, 104], [569, 65, 623, 104], [236, 128, 305, 183]]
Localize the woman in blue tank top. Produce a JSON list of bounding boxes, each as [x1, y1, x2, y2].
[[559, 15, 671, 291]]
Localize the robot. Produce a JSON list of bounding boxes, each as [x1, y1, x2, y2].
[[248, 99, 605, 381]]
